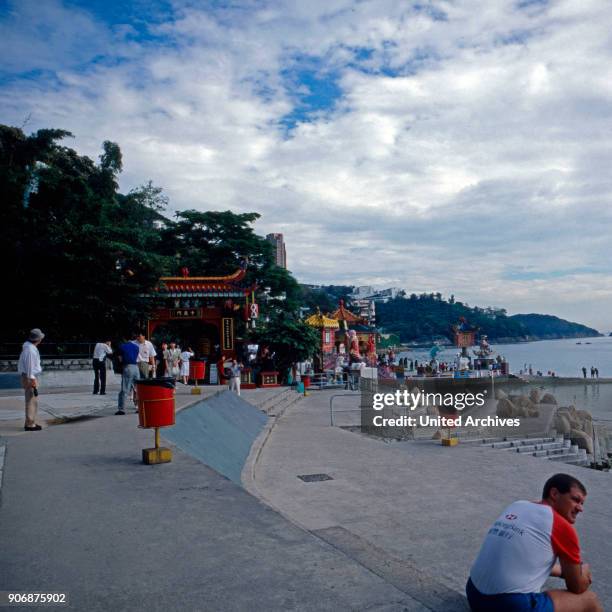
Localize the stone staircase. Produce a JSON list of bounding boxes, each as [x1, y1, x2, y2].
[[464, 435, 591, 466], [250, 387, 303, 417]]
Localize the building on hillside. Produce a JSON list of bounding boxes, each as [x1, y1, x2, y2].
[[266, 233, 287, 269], [351, 298, 376, 325], [349, 286, 400, 302], [348, 286, 400, 326]]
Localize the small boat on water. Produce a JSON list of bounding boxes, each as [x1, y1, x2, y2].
[[576, 342, 582, 344]]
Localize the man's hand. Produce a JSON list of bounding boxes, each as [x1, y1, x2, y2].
[[30, 378, 38, 389], [582, 563, 593, 585], [560, 558, 592, 594]]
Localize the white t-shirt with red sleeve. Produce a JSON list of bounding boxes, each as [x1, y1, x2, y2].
[[470, 500, 581, 594]]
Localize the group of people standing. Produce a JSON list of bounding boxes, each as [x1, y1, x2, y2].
[[112, 333, 195, 415], [582, 366, 599, 379]]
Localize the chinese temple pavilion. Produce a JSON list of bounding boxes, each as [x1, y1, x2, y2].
[[305, 310, 340, 353], [146, 267, 256, 361], [330, 300, 377, 359], [452, 317, 478, 350]]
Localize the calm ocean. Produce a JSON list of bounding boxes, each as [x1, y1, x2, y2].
[[398, 336, 612, 420]]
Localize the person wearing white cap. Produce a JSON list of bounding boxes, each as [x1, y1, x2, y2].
[[17, 328, 45, 431]]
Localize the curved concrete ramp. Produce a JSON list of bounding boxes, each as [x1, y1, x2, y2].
[[162, 390, 268, 484]]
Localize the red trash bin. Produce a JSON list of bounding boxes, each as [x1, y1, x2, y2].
[[189, 359, 206, 383], [302, 375, 311, 388], [135, 378, 175, 428]]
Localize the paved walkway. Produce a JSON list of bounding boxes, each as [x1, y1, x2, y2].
[[248, 390, 612, 608], [2, 384, 610, 610], [0, 386, 429, 611]]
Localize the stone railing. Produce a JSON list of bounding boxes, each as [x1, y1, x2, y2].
[[0, 359, 92, 372]]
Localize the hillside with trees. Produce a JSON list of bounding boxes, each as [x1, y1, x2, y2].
[[376, 293, 600, 343], [299, 284, 354, 312], [508, 314, 601, 340]]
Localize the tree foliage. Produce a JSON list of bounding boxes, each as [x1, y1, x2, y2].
[[1, 124, 306, 351], [1, 126, 173, 341], [298, 284, 354, 313], [250, 312, 320, 376]]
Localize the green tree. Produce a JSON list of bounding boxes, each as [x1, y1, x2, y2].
[[250, 312, 319, 380], [160, 209, 302, 313], [1, 125, 172, 341]]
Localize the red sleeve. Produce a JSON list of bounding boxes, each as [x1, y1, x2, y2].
[[551, 511, 581, 564]]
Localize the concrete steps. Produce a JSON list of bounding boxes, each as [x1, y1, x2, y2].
[[252, 388, 303, 416], [461, 433, 591, 467]]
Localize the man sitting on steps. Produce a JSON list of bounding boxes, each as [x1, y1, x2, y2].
[[467, 473, 602, 612]]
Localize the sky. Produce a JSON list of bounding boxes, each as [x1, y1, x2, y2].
[[2, 0, 612, 330]]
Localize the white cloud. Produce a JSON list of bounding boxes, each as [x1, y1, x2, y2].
[[2, 0, 612, 329]]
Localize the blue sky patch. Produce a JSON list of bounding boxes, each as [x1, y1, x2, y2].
[[279, 58, 343, 132]]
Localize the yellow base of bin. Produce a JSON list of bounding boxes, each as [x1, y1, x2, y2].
[[191, 387, 202, 395], [142, 447, 173, 464], [441, 438, 459, 446]]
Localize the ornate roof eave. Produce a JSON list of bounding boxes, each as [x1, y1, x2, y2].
[[153, 268, 256, 297], [160, 267, 247, 283], [305, 313, 340, 329], [331, 299, 365, 324]]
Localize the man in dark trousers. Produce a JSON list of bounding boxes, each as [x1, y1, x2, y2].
[[467, 473, 602, 612], [92, 339, 113, 395]]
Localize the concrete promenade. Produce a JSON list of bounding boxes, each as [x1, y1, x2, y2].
[[1, 382, 610, 610], [248, 390, 612, 609], [0, 384, 429, 611]]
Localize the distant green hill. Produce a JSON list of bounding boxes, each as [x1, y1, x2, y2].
[[375, 293, 600, 343], [508, 314, 601, 340]]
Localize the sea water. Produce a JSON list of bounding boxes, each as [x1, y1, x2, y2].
[[399, 336, 612, 378], [398, 336, 612, 420]]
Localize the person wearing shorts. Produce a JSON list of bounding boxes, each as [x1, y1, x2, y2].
[[467, 473, 602, 612]]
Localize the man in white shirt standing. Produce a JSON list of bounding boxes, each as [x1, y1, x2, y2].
[[136, 332, 156, 379], [18, 328, 44, 431], [92, 339, 113, 395], [229, 359, 243, 396]]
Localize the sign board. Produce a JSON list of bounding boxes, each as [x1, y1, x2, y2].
[[170, 308, 202, 319], [222, 317, 234, 350], [455, 331, 475, 348], [209, 363, 218, 385]]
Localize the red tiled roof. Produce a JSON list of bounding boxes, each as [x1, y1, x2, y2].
[[331, 299, 363, 323]]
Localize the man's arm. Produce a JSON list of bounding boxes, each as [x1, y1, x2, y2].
[[560, 558, 592, 594]]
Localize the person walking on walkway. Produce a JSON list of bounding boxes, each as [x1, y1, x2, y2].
[[117, 333, 140, 415], [165, 341, 181, 380], [92, 339, 112, 395], [582, 366, 587, 379], [155, 341, 168, 378], [18, 328, 45, 431], [467, 473, 602, 612], [136, 332, 156, 379], [180, 347, 194, 384], [228, 359, 243, 395]]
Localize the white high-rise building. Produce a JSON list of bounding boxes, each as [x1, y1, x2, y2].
[[266, 233, 287, 269]]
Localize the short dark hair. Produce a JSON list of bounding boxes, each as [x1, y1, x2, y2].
[[543, 473, 587, 499]]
